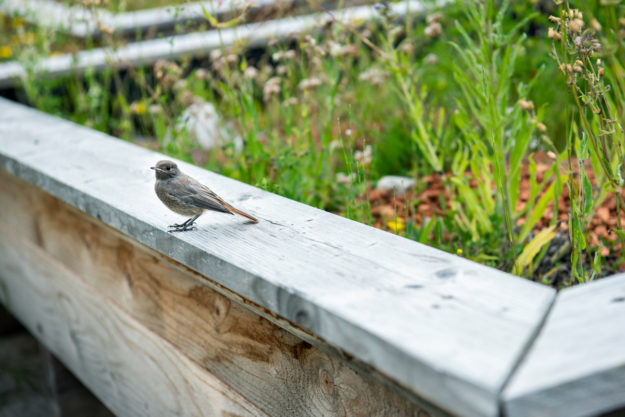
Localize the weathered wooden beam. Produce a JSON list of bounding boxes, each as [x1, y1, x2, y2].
[[0, 0, 439, 88], [502, 274, 625, 417], [1, 0, 295, 38], [0, 98, 556, 417], [0, 172, 442, 417], [0, 221, 270, 417]]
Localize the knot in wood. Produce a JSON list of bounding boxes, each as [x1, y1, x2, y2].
[[319, 368, 334, 396]]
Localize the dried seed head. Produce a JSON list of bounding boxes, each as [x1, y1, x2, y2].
[[336, 172, 356, 185], [568, 18, 584, 34], [518, 99, 535, 111], [99, 25, 113, 35], [537, 122, 547, 132], [195, 68, 209, 80], [426, 13, 442, 25], [148, 104, 162, 115], [575, 60, 583, 67], [243, 66, 258, 79], [173, 79, 186, 91], [178, 90, 196, 107], [590, 18, 601, 32], [358, 68, 390, 86], [548, 27, 561, 40], [400, 41, 415, 54], [354, 145, 372, 166], [388, 26, 403, 42], [548, 15, 561, 23], [209, 49, 222, 62], [424, 53, 438, 65], [599, 67, 604, 77], [568, 9, 583, 20], [573, 64, 583, 73], [283, 97, 298, 106], [263, 77, 281, 101], [425, 22, 442, 38], [574, 36, 583, 47], [328, 41, 359, 57], [298, 77, 322, 91]]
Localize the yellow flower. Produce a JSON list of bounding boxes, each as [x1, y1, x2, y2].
[[21, 32, 36, 45], [0, 46, 12, 59], [12, 17, 25, 29], [131, 101, 146, 115], [456, 248, 463, 255], [387, 217, 405, 233]]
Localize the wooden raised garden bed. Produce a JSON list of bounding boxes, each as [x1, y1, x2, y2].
[[0, 97, 624, 417]]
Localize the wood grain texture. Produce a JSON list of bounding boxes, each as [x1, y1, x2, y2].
[[502, 274, 625, 417], [0, 172, 441, 417], [0, 98, 556, 417], [0, 221, 268, 417]]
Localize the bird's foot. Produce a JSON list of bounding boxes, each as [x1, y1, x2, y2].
[[168, 223, 196, 232]]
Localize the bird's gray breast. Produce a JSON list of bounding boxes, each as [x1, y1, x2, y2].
[[155, 179, 203, 216]]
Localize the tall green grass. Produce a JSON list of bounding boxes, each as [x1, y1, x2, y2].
[[10, 0, 625, 285]]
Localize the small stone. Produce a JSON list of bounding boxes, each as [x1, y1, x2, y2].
[[376, 176, 415, 195], [371, 205, 396, 218], [597, 206, 611, 223], [166, 100, 242, 151]]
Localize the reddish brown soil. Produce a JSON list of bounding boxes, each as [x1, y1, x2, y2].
[[365, 153, 625, 278]]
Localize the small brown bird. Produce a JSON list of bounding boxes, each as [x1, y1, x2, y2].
[[151, 160, 258, 232]]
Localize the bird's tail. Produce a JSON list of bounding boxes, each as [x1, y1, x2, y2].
[[224, 203, 258, 223]]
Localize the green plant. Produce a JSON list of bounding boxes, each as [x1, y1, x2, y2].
[[548, 2, 625, 282], [449, 0, 559, 272]]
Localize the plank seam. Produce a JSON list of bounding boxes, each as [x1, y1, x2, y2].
[[496, 290, 559, 417]]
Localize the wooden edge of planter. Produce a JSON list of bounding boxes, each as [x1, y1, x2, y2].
[[0, 99, 555, 417], [0, 0, 292, 37], [0, 220, 271, 417], [0, 174, 446, 417], [501, 273, 625, 417], [0, 0, 436, 88]]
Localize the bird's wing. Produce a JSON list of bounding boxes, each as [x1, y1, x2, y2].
[[170, 176, 233, 214]]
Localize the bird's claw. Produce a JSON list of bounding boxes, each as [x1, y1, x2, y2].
[[168, 223, 196, 232]]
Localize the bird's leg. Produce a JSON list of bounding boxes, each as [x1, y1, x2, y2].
[[168, 214, 201, 232]]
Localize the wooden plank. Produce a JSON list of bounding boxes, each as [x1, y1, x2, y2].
[[0, 0, 295, 38], [0, 98, 556, 417], [0, 172, 441, 417], [0, 1, 435, 88], [502, 274, 625, 417], [0, 220, 269, 417]]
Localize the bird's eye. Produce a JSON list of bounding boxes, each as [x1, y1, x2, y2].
[[166, 166, 171, 170]]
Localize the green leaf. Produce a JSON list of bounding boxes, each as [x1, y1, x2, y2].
[[582, 173, 593, 215], [451, 177, 492, 232], [514, 225, 557, 275], [202, 4, 248, 28]]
